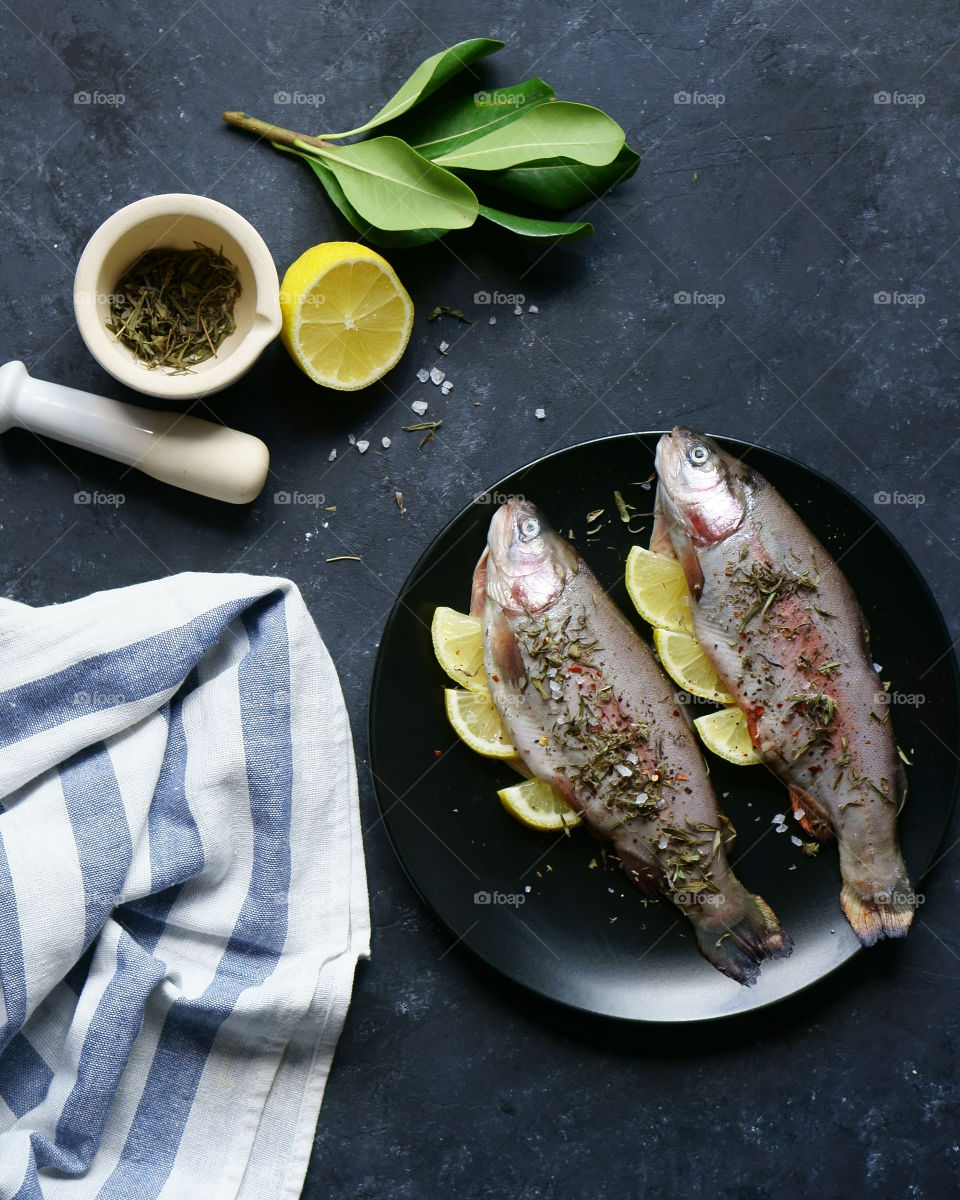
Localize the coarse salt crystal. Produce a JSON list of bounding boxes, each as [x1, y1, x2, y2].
[[416, 368, 430, 383], [626, 752, 638, 765], [535, 408, 546, 420], [411, 399, 429, 416], [356, 440, 369, 454], [793, 809, 804, 821], [441, 380, 453, 395], [528, 304, 539, 313], [524, 885, 531, 893], [772, 813, 785, 824], [776, 824, 788, 834], [347, 433, 356, 445], [657, 833, 668, 849], [791, 835, 803, 847], [873, 662, 882, 673], [513, 304, 522, 315], [429, 367, 445, 385], [327, 448, 337, 462], [614, 764, 633, 777], [488, 316, 497, 325], [381, 436, 391, 449], [439, 340, 449, 354]]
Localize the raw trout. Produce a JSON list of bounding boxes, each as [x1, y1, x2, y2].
[[474, 499, 792, 985], [653, 428, 915, 945]]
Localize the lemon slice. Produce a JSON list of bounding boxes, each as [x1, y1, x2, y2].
[[444, 688, 515, 758], [280, 241, 414, 390], [497, 779, 582, 831], [653, 628, 734, 703], [624, 545, 694, 634], [693, 707, 761, 766], [431, 606, 487, 693]]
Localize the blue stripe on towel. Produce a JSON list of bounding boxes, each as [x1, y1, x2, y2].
[[26, 929, 168, 1177], [120, 684, 205, 957], [0, 1034, 53, 1120], [59, 745, 132, 948], [0, 834, 26, 1058], [0, 599, 254, 753], [97, 593, 293, 1199]]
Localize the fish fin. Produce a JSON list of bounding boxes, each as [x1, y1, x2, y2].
[[488, 607, 525, 688], [650, 491, 677, 558], [838, 842, 915, 945], [840, 881, 915, 946], [674, 533, 705, 601], [788, 784, 833, 841], [689, 885, 793, 987], [470, 547, 489, 617]]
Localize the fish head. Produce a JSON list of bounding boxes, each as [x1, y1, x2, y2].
[[484, 499, 578, 615], [655, 427, 750, 547]]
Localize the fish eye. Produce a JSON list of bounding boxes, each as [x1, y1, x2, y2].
[[688, 442, 710, 467], [519, 515, 541, 542]]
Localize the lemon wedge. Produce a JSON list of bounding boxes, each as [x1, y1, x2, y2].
[[653, 628, 734, 703], [693, 707, 762, 766], [497, 779, 581, 832], [444, 688, 515, 758], [431, 607, 487, 693], [624, 545, 694, 634], [280, 241, 413, 390]]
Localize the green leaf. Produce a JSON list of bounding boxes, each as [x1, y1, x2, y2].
[[299, 155, 446, 247], [304, 136, 478, 231], [321, 37, 504, 139], [433, 102, 625, 171], [481, 143, 641, 210], [478, 204, 593, 241], [402, 79, 556, 161]]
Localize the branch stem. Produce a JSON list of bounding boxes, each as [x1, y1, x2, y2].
[[221, 111, 333, 151]]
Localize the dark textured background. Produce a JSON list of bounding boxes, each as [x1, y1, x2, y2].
[[1, 1, 959, 1196]]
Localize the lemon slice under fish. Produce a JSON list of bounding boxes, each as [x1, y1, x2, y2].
[[653, 628, 734, 703], [624, 545, 694, 634], [497, 779, 582, 831], [444, 688, 516, 758], [693, 707, 762, 766], [431, 606, 488, 693]]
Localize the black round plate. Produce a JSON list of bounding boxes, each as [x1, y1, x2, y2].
[[368, 434, 960, 1022]]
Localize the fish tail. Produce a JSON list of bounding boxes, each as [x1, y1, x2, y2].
[[838, 843, 916, 945], [687, 884, 793, 987], [840, 880, 915, 945]]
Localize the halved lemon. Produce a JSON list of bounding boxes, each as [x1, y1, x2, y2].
[[431, 606, 487, 693], [497, 779, 582, 832], [653, 628, 734, 703], [279, 241, 414, 390], [625, 545, 694, 634], [693, 707, 761, 766], [444, 688, 515, 758]]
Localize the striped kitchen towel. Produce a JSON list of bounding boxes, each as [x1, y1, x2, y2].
[[0, 573, 370, 1199]]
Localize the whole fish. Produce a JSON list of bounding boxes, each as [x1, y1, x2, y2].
[[473, 499, 792, 985], [653, 427, 915, 945]]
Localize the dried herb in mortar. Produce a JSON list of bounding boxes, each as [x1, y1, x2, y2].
[[107, 243, 242, 373]]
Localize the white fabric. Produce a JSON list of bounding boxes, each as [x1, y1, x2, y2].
[[0, 573, 370, 1198]]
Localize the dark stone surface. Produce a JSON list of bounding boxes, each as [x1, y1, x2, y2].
[[1, 1, 959, 1196]]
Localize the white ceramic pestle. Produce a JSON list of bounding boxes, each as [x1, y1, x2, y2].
[[0, 361, 269, 505]]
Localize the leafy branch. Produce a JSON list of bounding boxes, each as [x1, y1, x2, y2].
[[222, 37, 640, 246]]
